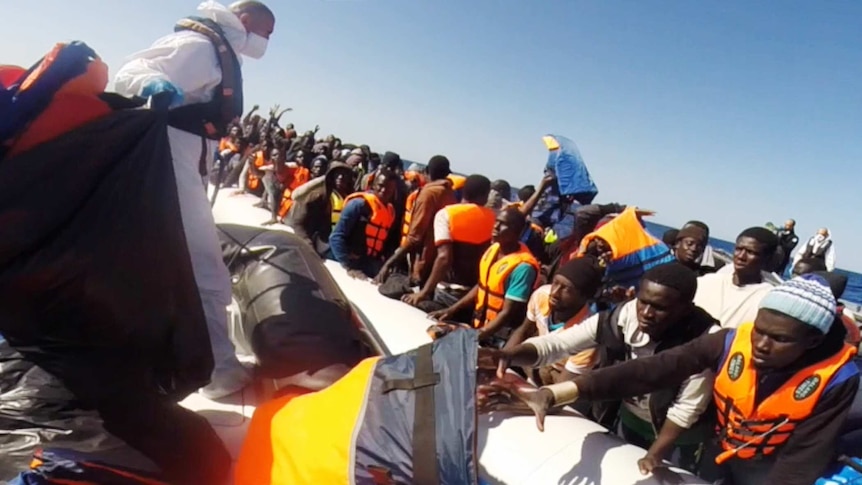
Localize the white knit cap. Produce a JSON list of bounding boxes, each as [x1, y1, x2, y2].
[[758, 274, 837, 334]]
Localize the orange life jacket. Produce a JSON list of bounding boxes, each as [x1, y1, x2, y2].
[[713, 322, 857, 464], [447, 173, 466, 191], [247, 151, 266, 191], [575, 206, 673, 289], [400, 188, 420, 245], [219, 138, 239, 153], [235, 332, 480, 485], [443, 203, 497, 245], [344, 192, 395, 258], [474, 242, 539, 328], [277, 166, 310, 219]]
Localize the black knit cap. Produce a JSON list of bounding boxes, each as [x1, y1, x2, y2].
[[555, 256, 604, 298]]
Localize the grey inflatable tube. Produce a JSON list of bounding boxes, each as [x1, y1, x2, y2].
[[217, 224, 366, 379]]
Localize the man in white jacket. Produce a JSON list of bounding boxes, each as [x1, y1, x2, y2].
[[114, 1, 275, 398], [794, 228, 836, 272]]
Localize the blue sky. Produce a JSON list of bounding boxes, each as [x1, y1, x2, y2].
[[4, 1, 861, 269]]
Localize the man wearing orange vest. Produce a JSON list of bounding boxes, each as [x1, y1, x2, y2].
[[483, 275, 859, 485], [329, 170, 400, 279], [429, 207, 540, 346], [374, 156, 458, 288], [402, 175, 496, 315]]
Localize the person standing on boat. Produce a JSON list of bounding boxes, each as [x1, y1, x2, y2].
[[775, 219, 800, 274], [113, 0, 276, 399], [484, 275, 859, 485], [490, 263, 719, 473], [794, 227, 836, 272], [329, 170, 400, 279], [693, 227, 776, 329]]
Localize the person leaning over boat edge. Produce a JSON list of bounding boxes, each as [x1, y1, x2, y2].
[[503, 256, 604, 388], [329, 170, 400, 279], [492, 262, 719, 473], [482, 275, 858, 485]]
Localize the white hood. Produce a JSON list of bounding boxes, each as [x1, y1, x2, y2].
[[196, 1, 248, 56]]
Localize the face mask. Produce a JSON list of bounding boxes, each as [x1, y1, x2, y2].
[[243, 32, 268, 59]]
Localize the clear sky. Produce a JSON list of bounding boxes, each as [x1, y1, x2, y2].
[[5, 1, 861, 269]]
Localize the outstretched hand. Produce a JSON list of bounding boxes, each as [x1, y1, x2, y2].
[[476, 374, 555, 431], [637, 455, 685, 484]]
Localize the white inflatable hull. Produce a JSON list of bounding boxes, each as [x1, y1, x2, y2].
[[185, 189, 706, 484]]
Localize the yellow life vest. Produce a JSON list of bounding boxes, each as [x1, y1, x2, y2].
[[330, 192, 344, 230]]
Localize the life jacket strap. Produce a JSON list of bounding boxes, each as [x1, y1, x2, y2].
[[381, 342, 440, 484]]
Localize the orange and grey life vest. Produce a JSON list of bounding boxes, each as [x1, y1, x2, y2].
[[344, 192, 395, 258], [235, 330, 481, 485], [577, 206, 673, 290], [400, 188, 420, 245], [169, 16, 243, 140], [474, 242, 539, 328], [712, 322, 858, 464]]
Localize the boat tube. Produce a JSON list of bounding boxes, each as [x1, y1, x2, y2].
[[216, 224, 370, 384]]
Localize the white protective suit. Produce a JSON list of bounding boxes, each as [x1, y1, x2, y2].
[[114, 1, 254, 398]]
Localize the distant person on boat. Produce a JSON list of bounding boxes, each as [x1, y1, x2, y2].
[[672, 225, 709, 275], [329, 170, 400, 279], [113, 1, 275, 402], [402, 175, 496, 316], [429, 208, 539, 347], [681, 220, 723, 274], [794, 228, 836, 272], [286, 161, 354, 257], [491, 262, 719, 473], [374, 155, 457, 288], [485, 275, 859, 485], [503, 256, 605, 387], [775, 219, 800, 274], [792, 257, 828, 278], [487, 179, 512, 212], [693, 227, 776, 329]]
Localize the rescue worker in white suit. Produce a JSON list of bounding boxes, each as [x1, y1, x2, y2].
[[114, 0, 275, 399]]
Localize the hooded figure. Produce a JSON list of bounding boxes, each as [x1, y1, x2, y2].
[[113, 1, 276, 399], [286, 161, 355, 256]]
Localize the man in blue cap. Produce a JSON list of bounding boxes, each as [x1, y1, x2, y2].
[[483, 275, 859, 485]]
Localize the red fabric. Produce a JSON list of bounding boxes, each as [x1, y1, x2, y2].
[[0, 65, 25, 88]]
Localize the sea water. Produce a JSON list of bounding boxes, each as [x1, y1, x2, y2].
[[644, 222, 862, 306]]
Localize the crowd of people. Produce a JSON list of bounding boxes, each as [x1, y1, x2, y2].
[[213, 105, 861, 485]]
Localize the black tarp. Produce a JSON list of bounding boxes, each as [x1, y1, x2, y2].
[[0, 336, 157, 481], [0, 109, 211, 397], [0, 110, 231, 484]]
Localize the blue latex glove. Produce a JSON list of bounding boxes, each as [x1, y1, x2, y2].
[[141, 79, 184, 111]]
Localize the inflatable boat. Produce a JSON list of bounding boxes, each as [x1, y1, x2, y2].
[[188, 189, 707, 484]]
